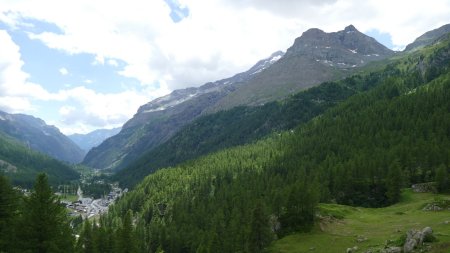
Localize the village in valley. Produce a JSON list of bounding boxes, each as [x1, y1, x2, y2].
[[60, 183, 127, 219], [54, 167, 128, 219]]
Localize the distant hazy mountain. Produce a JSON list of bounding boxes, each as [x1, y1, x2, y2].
[[405, 23, 450, 51], [82, 51, 285, 171], [0, 111, 84, 163], [68, 127, 121, 153], [210, 25, 394, 111]]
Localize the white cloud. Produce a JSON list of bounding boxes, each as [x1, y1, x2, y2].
[[2, 0, 449, 92], [1, 0, 450, 133], [0, 29, 57, 112], [107, 59, 119, 67], [55, 86, 162, 134], [59, 67, 68, 75], [0, 29, 167, 134]]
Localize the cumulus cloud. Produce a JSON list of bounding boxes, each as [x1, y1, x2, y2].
[[0, 29, 56, 112], [1, 0, 450, 133], [54, 87, 148, 134], [2, 0, 449, 92], [0, 29, 168, 134]]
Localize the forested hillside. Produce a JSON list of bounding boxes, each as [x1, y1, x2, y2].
[[115, 80, 356, 187], [73, 34, 450, 253], [0, 111, 85, 163], [0, 132, 79, 187]]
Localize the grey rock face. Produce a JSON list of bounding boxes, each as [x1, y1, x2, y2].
[[285, 25, 393, 68], [211, 25, 394, 112]]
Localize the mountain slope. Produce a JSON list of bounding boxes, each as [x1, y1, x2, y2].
[[0, 132, 79, 187], [115, 69, 392, 188], [92, 29, 450, 253], [68, 127, 121, 153], [0, 111, 85, 163], [405, 23, 450, 51], [83, 25, 393, 172], [210, 25, 394, 111], [82, 51, 285, 171]]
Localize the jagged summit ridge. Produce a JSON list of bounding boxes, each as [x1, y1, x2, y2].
[[285, 25, 394, 68]]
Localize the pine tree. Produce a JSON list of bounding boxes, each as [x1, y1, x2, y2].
[[0, 175, 18, 251], [248, 201, 273, 253], [18, 173, 75, 252], [386, 161, 402, 204], [435, 164, 449, 193], [77, 219, 96, 253], [116, 210, 137, 253]]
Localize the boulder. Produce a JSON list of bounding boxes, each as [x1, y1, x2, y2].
[[381, 247, 402, 253], [346, 246, 358, 253], [403, 227, 434, 252], [422, 227, 433, 237], [411, 182, 436, 193], [356, 235, 368, 243]]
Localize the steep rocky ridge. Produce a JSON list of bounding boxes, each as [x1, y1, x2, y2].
[[210, 25, 394, 111]]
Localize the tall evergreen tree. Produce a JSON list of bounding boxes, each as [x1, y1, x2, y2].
[[435, 164, 449, 193], [0, 175, 18, 251], [18, 173, 75, 253], [116, 210, 137, 253], [248, 201, 273, 253], [386, 161, 402, 204], [77, 219, 96, 253]]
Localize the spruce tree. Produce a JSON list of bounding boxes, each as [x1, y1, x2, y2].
[[386, 161, 402, 204], [0, 175, 18, 251], [77, 219, 96, 253], [116, 210, 137, 253], [19, 173, 74, 252], [435, 164, 449, 193], [248, 201, 273, 253]]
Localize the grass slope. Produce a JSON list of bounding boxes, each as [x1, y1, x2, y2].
[[270, 190, 450, 253]]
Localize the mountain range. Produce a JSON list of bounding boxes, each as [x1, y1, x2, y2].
[[2, 21, 450, 253], [82, 25, 394, 172], [68, 127, 121, 153], [2, 23, 449, 189]]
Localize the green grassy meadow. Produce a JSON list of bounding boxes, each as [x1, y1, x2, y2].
[[270, 190, 450, 253]]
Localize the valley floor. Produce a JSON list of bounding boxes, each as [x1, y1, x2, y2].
[[269, 190, 450, 253]]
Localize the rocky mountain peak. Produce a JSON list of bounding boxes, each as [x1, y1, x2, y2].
[[285, 25, 393, 68], [344, 24, 357, 32]]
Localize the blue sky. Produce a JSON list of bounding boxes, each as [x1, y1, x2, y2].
[[0, 0, 449, 134]]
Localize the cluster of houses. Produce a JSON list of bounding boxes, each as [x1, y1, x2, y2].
[[64, 185, 127, 219]]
